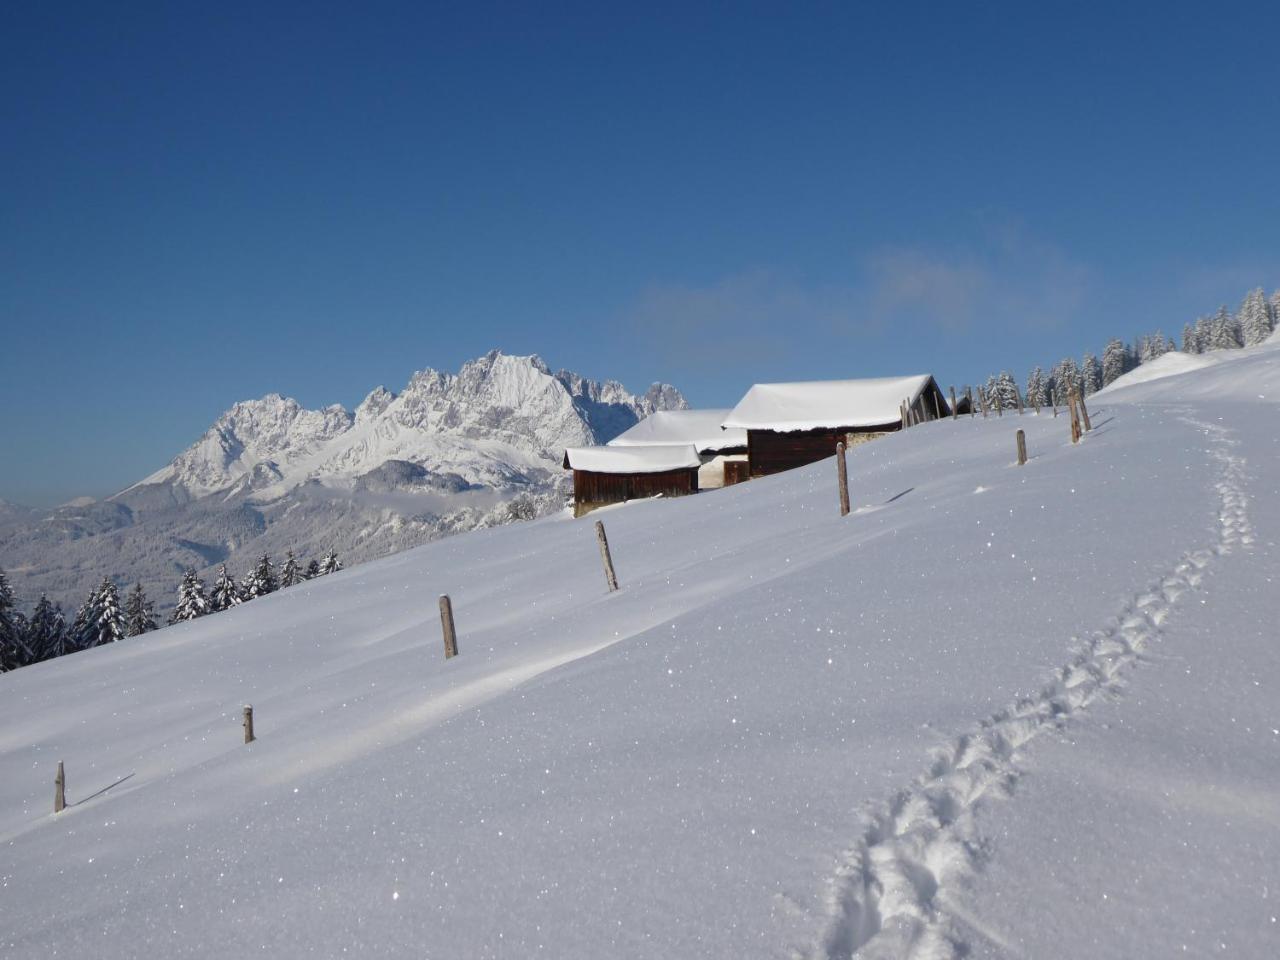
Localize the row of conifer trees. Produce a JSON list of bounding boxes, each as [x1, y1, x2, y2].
[[976, 285, 1279, 411], [0, 549, 341, 672]]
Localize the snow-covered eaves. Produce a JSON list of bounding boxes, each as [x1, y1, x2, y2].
[[607, 410, 747, 454], [563, 444, 702, 474], [723, 375, 936, 431]]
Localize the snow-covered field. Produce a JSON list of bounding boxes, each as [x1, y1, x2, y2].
[[2, 342, 1278, 959]]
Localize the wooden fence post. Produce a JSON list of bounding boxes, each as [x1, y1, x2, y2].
[[836, 441, 850, 517], [54, 761, 65, 813], [595, 520, 619, 592], [950, 386, 958, 420], [1068, 392, 1081, 443], [243, 704, 255, 743], [1016, 390, 1024, 415], [1078, 391, 1093, 431], [1016, 429, 1027, 466], [439, 594, 459, 658], [979, 389, 988, 418], [995, 393, 1003, 417], [967, 387, 974, 418], [931, 391, 941, 421]]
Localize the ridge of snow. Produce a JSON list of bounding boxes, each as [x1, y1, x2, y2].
[[723, 374, 933, 431]]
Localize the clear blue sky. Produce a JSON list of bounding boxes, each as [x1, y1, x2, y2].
[[2, 1, 1277, 506]]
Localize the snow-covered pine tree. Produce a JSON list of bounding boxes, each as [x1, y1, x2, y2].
[[990, 372, 1019, 410], [1239, 287, 1273, 346], [1148, 331, 1169, 360], [0, 568, 28, 671], [1081, 353, 1102, 395], [1193, 316, 1211, 354], [209, 565, 242, 612], [1181, 323, 1198, 353], [1270, 290, 1280, 334], [85, 577, 127, 647], [68, 583, 100, 651], [1050, 358, 1081, 405], [124, 582, 158, 637], [243, 555, 278, 600], [1025, 368, 1046, 408], [170, 570, 211, 623], [1101, 338, 1127, 384], [1208, 305, 1241, 351], [280, 550, 301, 588], [318, 551, 342, 576], [25, 594, 72, 662], [304, 559, 321, 580]]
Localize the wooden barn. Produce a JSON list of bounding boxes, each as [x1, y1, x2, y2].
[[562, 444, 702, 517], [606, 409, 748, 489], [722, 374, 949, 477]]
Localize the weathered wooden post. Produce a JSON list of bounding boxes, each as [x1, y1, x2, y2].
[[930, 391, 941, 421], [594, 520, 619, 592], [967, 387, 975, 418], [899, 402, 906, 430], [995, 393, 1003, 417], [1068, 391, 1081, 443], [439, 594, 459, 658], [836, 441, 850, 517], [1016, 429, 1027, 466], [1078, 391, 1092, 431], [949, 386, 958, 420], [54, 761, 65, 813], [243, 704, 255, 743], [1052, 396, 1058, 418], [979, 389, 988, 418], [1016, 389, 1024, 415]]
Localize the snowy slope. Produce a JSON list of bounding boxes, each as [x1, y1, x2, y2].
[[2, 344, 1278, 959]]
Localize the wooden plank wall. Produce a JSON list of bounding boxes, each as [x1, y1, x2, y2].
[[748, 425, 891, 477], [573, 467, 699, 510]]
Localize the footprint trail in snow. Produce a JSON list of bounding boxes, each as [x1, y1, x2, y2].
[[799, 416, 1253, 960]]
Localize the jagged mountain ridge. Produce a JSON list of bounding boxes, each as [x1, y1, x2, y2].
[[2, 351, 686, 614], [125, 350, 685, 503]]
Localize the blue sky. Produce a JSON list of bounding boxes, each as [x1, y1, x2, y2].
[[2, 1, 1278, 505]]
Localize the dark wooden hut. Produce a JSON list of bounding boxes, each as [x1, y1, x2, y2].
[[723, 374, 949, 477], [562, 444, 702, 517]]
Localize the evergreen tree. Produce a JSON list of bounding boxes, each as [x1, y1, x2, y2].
[[243, 555, 278, 600], [69, 587, 96, 651], [0, 568, 28, 671], [987, 371, 1019, 410], [318, 551, 342, 576], [1270, 290, 1280, 333], [124, 582, 158, 637], [86, 577, 127, 647], [1101, 338, 1127, 384], [280, 550, 301, 588], [1181, 323, 1198, 353], [304, 558, 321, 579], [25, 594, 71, 662], [1208, 305, 1241, 351], [1239, 287, 1273, 346], [170, 570, 211, 623], [1080, 353, 1102, 395], [1193, 316, 1211, 354], [1050, 358, 1081, 405], [209, 565, 242, 612], [1025, 367, 1046, 408]]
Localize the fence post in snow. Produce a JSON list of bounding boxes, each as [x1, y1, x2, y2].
[[595, 520, 619, 593], [54, 761, 65, 814], [967, 387, 974, 418], [950, 386, 958, 420], [1016, 390, 1024, 415], [1016, 429, 1027, 466], [979, 389, 988, 418], [439, 595, 459, 658], [1078, 391, 1093, 432], [931, 392, 941, 421], [243, 704, 255, 743], [836, 441, 850, 517], [1068, 392, 1081, 444]]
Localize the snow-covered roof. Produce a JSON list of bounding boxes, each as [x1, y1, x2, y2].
[[607, 410, 747, 453], [563, 444, 702, 474], [722, 375, 936, 431]]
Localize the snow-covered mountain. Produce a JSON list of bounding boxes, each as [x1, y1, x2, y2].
[[3, 336, 1278, 959], [0, 351, 685, 612], [126, 350, 685, 502]]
